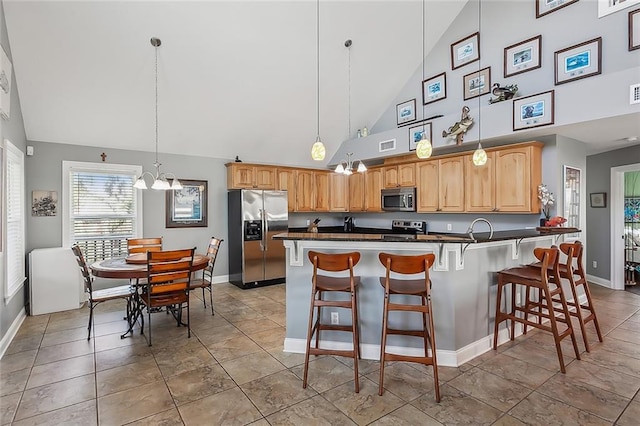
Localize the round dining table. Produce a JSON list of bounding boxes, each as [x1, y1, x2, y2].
[[90, 253, 210, 280]]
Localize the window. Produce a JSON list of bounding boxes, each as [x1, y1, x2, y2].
[[62, 161, 142, 264], [4, 140, 25, 302]]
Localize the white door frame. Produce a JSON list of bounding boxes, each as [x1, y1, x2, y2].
[[611, 163, 640, 290]]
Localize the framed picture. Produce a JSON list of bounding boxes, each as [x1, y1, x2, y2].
[[450, 32, 480, 70], [599, 0, 640, 18], [32, 190, 58, 217], [422, 72, 447, 105], [463, 67, 491, 100], [630, 9, 640, 51], [396, 99, 416, 125], [554, 37, 602, 85], [504, 35, 542, 78], [408, 123, 433, 152], [513, 90, 555, 131], [165, 179, 208, 228], [0, 44, 12, 120], [590, 192, 607, 208], [536, 0, 579, 18]]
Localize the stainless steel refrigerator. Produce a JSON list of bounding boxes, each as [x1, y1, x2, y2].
[[228, 189, 288, 289]]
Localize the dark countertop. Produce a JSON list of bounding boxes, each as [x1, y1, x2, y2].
[[276, 227, 581, 244]]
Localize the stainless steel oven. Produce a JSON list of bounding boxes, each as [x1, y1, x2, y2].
[[381, 187, 416, 212]]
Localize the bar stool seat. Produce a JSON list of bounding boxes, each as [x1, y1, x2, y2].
[[493, 246, 580, 373], [303, 251, 362, 392], [378, 252, 440, 402]]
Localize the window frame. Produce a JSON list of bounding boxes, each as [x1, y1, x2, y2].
[[4, 140, 25, 303]]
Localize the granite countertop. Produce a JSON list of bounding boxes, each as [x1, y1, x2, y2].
[[275, 227, 580, 244]]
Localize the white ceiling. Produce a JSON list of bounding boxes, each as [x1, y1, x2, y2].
[[3, 0, 639, 169]]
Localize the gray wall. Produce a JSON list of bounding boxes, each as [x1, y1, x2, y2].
[[1, 1, 28, 341], [586, 145, 640, 279]]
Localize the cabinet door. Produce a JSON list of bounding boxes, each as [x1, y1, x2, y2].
[[438, 157, 464, 212], [227, 164, 255, 188], [329, 173, 348, 212], [398, 163, 416, 187], [348, 173, 365, 212], [277, 169, 296, 212], [465, 152, 495, 212], [315, 171, 330, 212], [495, 147, 531, 212], [295, 170, 315, 212], [416, 161, 439, 212], [365, 168, 383, 211], [383, 166, 399, 188], [254, 166, 276, 189]]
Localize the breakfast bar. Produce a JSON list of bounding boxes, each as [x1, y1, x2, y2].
[[274, 228, 579, 366]]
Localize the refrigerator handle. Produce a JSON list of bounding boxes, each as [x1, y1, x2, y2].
[[263, 209, 268, 251]]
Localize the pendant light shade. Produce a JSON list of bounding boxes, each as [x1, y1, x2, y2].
[[416, 132, 433, 159], [472, 143, 487, 166], [311, 136, 325, 161]]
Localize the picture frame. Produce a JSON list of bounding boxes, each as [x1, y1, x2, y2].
[[512, 90, 555, 131], [165, 179, 208, 228], [536, 0, 579, 18], [630, 9, 640, 51], [590, 192, 607, 208], [408, 123, 433, 152], [450, 32, 480, 70], [422, 72, 447, 105], [0, 44, 12, 120], [396, 99, 417, 125], [599, 0, 640, 18], [554, 37, 602, 85], [32, 190, 58, 217], [504, 35, 542, 78], [463, 67, 491, 100]]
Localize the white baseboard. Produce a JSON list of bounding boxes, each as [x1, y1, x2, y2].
[[586, 274, 612, 289], [212, 275, 230, 285], [0, 308, 27, 359]]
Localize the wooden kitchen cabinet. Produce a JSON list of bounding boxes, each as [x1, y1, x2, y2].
[[495, 144, 542, 212], [226, 163, 276, 189], [364, 167, 383, 211], [315, 171, 330, 212], [438, 157, 464, 212], [383, 163, 416, 188], [329, 173, 349, 212], [295, 169, 329, 212], [348, 173, 365, 212], [464, 152, 495, 212], [276, 168, 296, 212], [416, 160, 439, 212]]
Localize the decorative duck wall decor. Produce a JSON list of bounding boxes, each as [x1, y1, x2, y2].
[[442, 106, 474, 145], [489, 83, 518, 104]]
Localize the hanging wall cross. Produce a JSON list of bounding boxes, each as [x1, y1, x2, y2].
[[100, 152, 107, 162]]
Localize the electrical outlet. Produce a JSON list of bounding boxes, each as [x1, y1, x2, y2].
[[306, 219, 310, 226], [447, 223, 452, 231], [331, 312, 339, 325], [592, 260, 597, 268]]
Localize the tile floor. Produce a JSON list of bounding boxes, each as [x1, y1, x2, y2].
[[1, 282, 639, 425]]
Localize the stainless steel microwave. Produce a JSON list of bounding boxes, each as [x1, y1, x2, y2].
[[381, 187, 416, 212]]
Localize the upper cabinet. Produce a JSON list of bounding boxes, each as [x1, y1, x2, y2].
[[329, 173, 349, 212], [226, 163, 276, 189], [348, 173, 365, 212], [495, 144, 542, 213], [438, 157, 464, 212], [383, 163, 415, 188], [295, 169, 330, 212], [276, 168, 296, 212], [416, 161, 439, 212], [464, 152, 495, 212], [364, 167, 384, 212]]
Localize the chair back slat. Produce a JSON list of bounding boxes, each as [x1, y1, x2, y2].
[[206, 237, 223, 269], [308, 251, 360, 272], [128, 237, 163, 254], [378, 253, 435, 275], [534, 246, 560, 284], [146, 248, 195, 295], [72, 244, 93, 293]]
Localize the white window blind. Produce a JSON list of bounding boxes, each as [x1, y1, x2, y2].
[[5, 140, 25, 300], [63, 162, 142, 264]]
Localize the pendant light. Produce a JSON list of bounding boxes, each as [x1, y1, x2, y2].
[[134, 37, 182, 190], [472, 1, 487, 166], [416, 0, 432, 159], [310, 0, 326, 161]]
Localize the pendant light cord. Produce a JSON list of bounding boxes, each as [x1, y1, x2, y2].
[[154, 41, 159, 167], [316, 0, 320, 138], [478, 0, 481, 145], [348, 41, 351, 138], [422, 0, 425, 124]]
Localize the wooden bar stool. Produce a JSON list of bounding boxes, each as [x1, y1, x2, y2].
[[493, 246, 580, 373], [527, 241, 603, 352], [303, 251, 362, 392], [378, 252, 440, 402]]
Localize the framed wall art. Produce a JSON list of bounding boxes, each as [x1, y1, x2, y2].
[[422, 72, 447, 105], [504, 35, 542, 77], [166, 179, 208, 228], [599, 0, 640, 18], [554, 37, 602, 85], [536, 0, 579, 18], [513, 90, 555, 131], [630, 9, 640, 51], [32, 190, 58, 217], [450, 32, 480, 70], [590, 192, 607, 208], [463, 67, 491, 100], [396, 99, 416, 125], [408, 123, 432, 152], [0, 44, 12, 120]]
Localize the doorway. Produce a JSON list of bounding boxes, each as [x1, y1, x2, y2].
[[611, 163, 640, 291]]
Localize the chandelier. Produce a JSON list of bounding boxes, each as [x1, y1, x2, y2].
[[134, 37, 182, 190], [334, 153, 366, 175]]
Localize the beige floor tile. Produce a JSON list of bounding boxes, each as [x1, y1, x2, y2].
[[563, 360, 640, 398], [591, 334, 640, 360], [220, 306, 263, 323], [192, 323, 243, 346], [220, 351, 285, 385], [34, 339, 94, 365], [95, 342, 153, 372], [178, 387, 262, 425], [0, 367, 30, 396], [48, 308, 88, 324], [0, 392, 21, 425], [477, 353, 556, 389], [608, 327, 640, 344], [617, 400, 640, 426], [12, 400, 97, 426], [165, 361, 235, 405], [580, 345, 640, 377], [0, 350, 37, 374], [14, 374, 96, 421], [40, 326, 88, 347], [126, 408, 184, 425], [490, 414, 528, 426], [592, 300, 639, 320], [93, 330, 147, 352], [241, 369, 317, 416], [365, 362, 435, 402], [266, 348, 306, 368], [5, 335, 43, 355], [205, 334, 263, 362], [500, 340, 572, 372], [369, 404, 443, 425], [338, 357, 381, 376], [233, 318, 281, 335], [27, 353, 95, 389], [153, 339, 216, 378], [266, 394, 356, 425], [15, 323, 47, 339], [290, 356, 356, 393], [44, 317, 88, 334], [508, 391, 610, 425], [97, 380, 174, 426], [246, 326, 285, 350], [411, 384, 502, 426], [537, 373, 630, 421], [96, 358, 163, 397]]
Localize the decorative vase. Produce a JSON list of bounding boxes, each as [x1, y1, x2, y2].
[[540, 218, 547, 227]]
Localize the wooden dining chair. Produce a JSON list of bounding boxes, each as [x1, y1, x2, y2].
[[140, 248, 195, 346], [127, 237, 163, 254], [71, 244, 136, 340], [189, 237, 223, 315]]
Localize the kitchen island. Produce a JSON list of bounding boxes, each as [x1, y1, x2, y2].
[[273, 228, 579, 366]]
